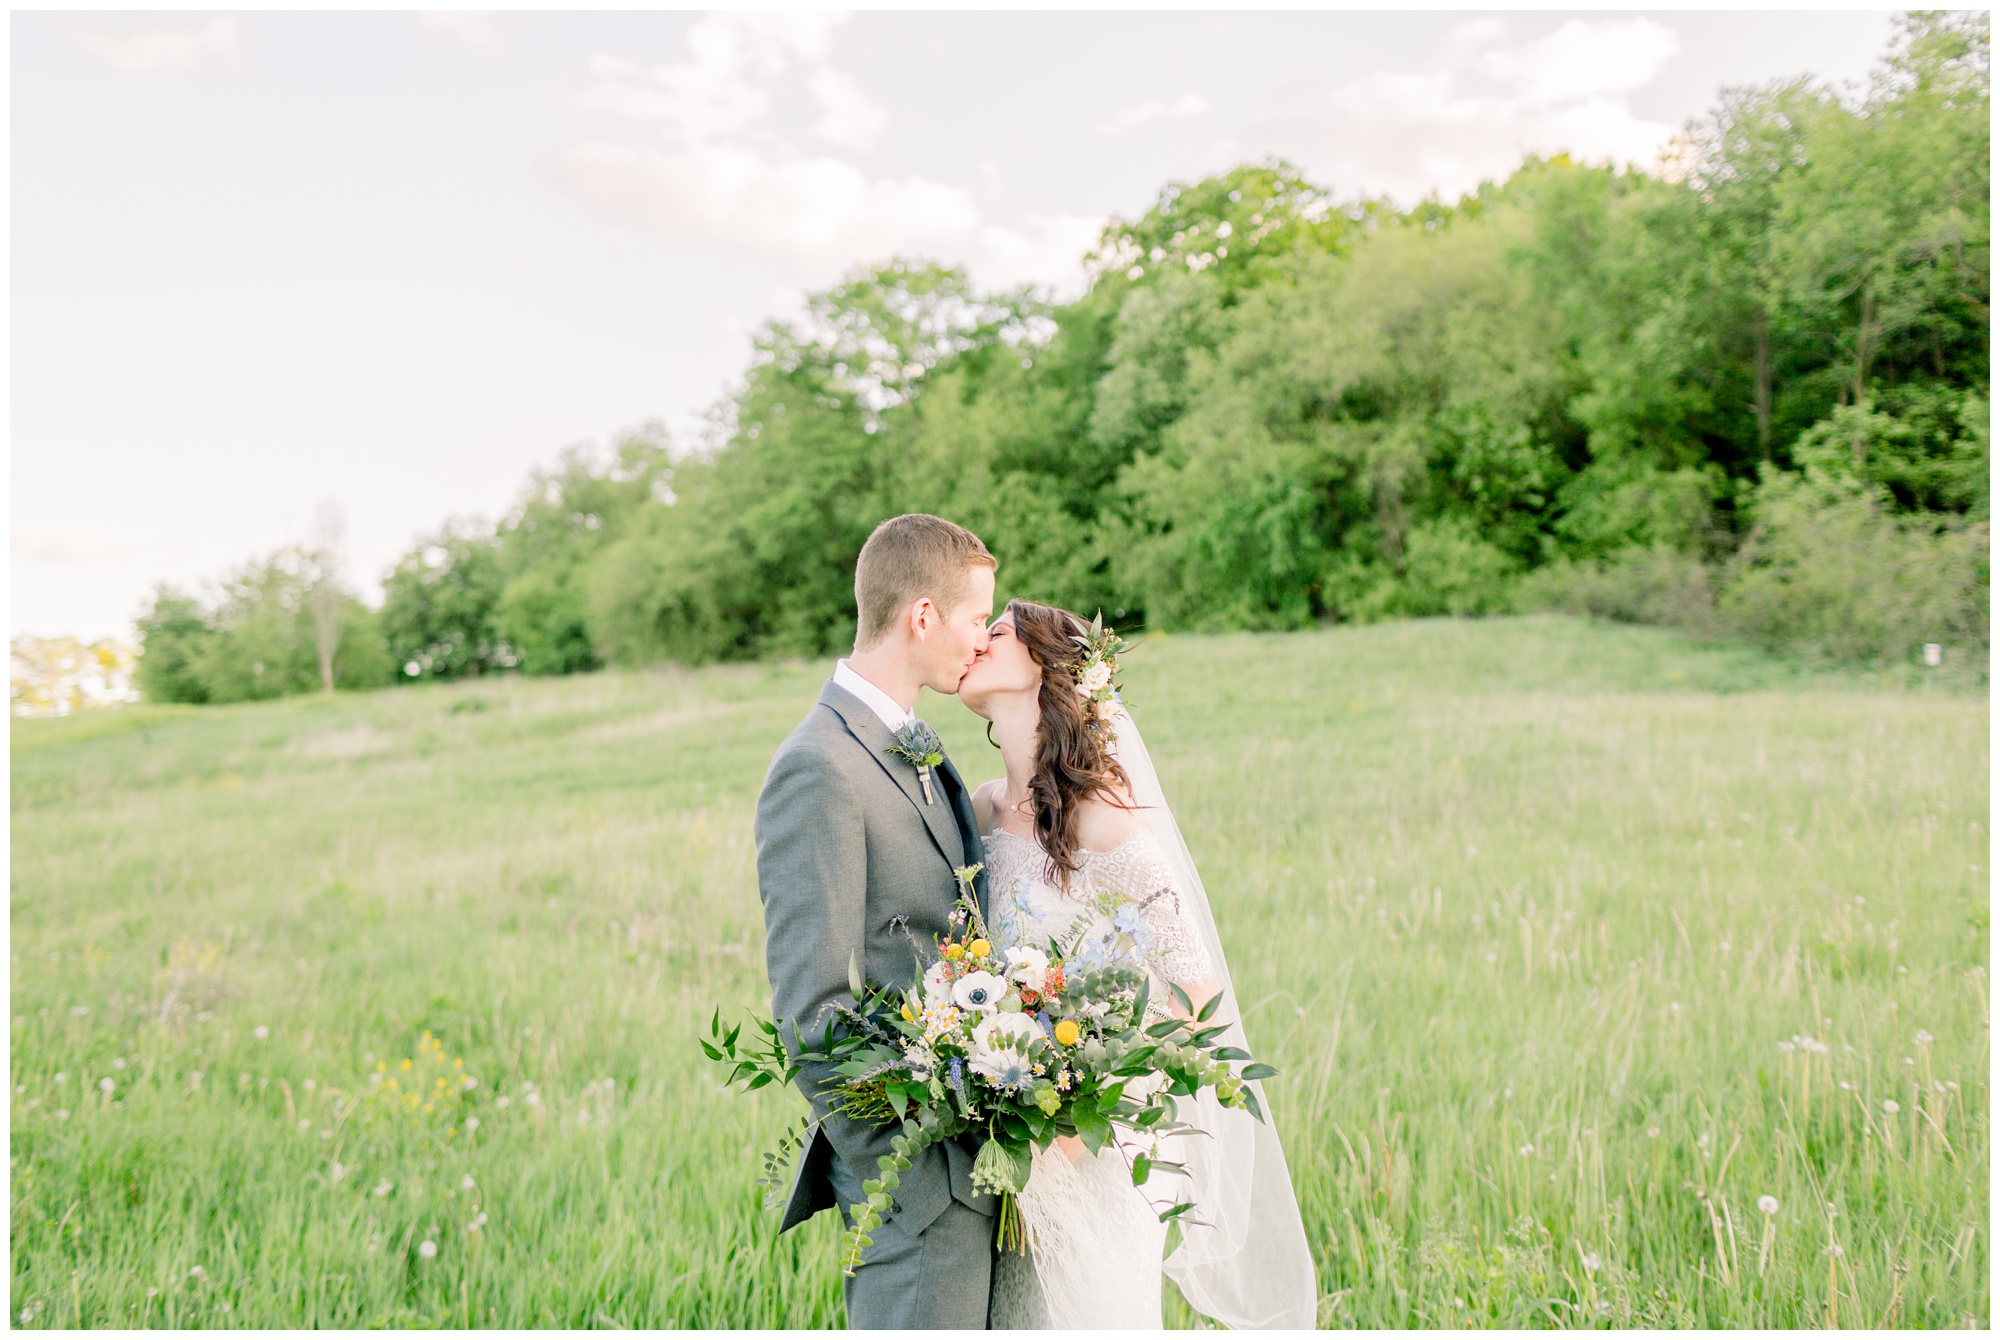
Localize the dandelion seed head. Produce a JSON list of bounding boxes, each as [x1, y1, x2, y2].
[[98, 1077, 114, 1093], [418, 1240, 437, 1259], [465, 1116, 479, 1130], [1881, 1099, 1900, 1114], [188, 1265, 203, 1277], [112, 1058, 126, 1070], [1914, 1030, 1934, 1046], [1580, 1251, 1601, 1272], [253, 1026, 269, 1040], [461, 1174, 476, 1191], [1518, 1143, 1534, 1157], [1758, 1195, 1779, 1215]]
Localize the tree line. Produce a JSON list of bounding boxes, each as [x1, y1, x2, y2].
[[138, 13, 1988, 704]]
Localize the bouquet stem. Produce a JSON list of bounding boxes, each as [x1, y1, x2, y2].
[[995, 1191, 1028, 1255]]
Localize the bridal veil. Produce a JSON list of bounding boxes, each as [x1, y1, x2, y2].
[[1107, 703, 1320, 1329]]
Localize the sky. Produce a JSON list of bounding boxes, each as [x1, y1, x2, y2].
[[11, 9, 1900, 643]]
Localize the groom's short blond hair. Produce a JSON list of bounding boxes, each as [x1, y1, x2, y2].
[[855, 514, 997, 648]]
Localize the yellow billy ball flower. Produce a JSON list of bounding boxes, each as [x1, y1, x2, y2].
[[943, 944, 965, 961], [968, 939, 991, 959], [1054, 1019, 1081, 1047]]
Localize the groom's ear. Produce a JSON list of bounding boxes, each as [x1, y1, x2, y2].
[[908, 596, 938, 640]]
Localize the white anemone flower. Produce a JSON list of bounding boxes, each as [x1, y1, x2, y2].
[[970, 1012, 1040, 1066], [969, 1012, 1041, 1089], [1004, 946, 1050, 994], [971, 1050, 1034, 1090], [952, 971, 1008, 1013]]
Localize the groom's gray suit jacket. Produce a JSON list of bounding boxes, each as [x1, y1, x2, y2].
[[755, 680, 995, 1239]]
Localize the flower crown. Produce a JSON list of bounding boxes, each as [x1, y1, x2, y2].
[[1067, 612, 1134, 733]]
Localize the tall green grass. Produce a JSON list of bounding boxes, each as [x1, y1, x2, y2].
[[10, 616, 1987, 1327]]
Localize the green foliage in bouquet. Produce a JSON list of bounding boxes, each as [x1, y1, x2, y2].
[[704, 865, 1276, 1274]]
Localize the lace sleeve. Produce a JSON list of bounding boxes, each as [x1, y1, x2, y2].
[[1088, 835, 1214, 989]]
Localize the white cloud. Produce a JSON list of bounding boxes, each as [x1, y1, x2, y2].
[[554, 12, 1097, 290], [1228, 18, 1683, 206], [808, 66, 891, 154], [72, 17, 244, 75], [1098, 92, 1212, 136], [552, 140, 979, 265], [575, 12, 852, 145], [418, 12, 507, 52], [13, 525, 128, 567]]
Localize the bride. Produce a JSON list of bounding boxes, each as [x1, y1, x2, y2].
[[957, 600, 1318, 1330]]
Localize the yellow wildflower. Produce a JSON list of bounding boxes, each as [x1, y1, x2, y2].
[[943, 944, 964, 962], [968, 939, 991, 959], [1054, 1019, 1081, 1047]]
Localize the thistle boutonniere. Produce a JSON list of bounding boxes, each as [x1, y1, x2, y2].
[[887, 719, 945, 804], [1068, 612, 1136, 737]]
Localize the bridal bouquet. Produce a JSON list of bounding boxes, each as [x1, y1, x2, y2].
[[704, 866, 1277, 1272]]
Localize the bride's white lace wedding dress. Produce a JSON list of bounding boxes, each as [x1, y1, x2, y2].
[[981, 827, 1215, 1330]]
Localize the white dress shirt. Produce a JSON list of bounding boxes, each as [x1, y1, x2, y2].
[[832, 659, 915, 733]]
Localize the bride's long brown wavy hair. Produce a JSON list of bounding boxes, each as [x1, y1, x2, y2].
[[1004, 600, 1133, 888]]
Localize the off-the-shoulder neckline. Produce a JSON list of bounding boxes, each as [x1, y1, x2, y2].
[[982, 828, 1153, 860]]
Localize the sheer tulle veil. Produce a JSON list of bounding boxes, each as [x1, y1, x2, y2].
[[1105, 701, 1319, 1329]]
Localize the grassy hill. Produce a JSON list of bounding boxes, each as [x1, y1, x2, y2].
[[10, 615, 1988, 1327]]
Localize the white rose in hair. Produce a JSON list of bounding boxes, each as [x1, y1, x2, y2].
[[1078, 662, 1112, 693]]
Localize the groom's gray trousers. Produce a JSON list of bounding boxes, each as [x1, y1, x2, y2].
[[755, 681, 996, 1329]]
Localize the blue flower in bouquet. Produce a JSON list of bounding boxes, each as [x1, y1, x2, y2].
[[1070, 937, 1111, 972], [947, 1057, 964, 1091], [1112, 902, 1155, 950]]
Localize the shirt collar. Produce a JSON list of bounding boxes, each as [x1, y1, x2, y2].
[[832, 659, 915, 734]]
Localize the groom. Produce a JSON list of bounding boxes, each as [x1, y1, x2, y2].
[[755, 513, 1000, 1329]]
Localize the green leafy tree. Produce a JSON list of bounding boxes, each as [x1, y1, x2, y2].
[[379, 524, 511, 680], [134, 586, 214, 704]]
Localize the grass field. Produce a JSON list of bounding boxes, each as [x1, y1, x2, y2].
[[9, 614, 1989, 1328]]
